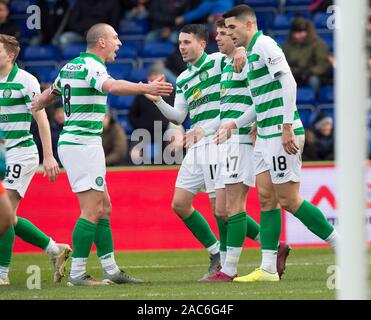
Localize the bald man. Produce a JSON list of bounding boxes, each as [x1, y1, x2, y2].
[[32, 23, 173, 286]]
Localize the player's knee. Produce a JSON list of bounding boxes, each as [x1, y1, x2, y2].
[[103, 202, 112, 217], [215, 205, 227, 220], [258, 189, 277, 211], [278, 196, 299, 213], [171, 200, 190, 218]]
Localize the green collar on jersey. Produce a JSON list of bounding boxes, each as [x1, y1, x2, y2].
[[6, 63, 18, 82], [247, 30, 263, 52], [80, 52, 106, 67], [187, 52, 207, 71]]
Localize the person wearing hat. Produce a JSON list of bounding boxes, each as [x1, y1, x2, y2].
[[283, 17, 330, 94], [312, 112, 334, 160]]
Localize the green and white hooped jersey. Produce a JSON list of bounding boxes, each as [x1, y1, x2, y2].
[[246, 31, 304, 139], [52, 52, 111, 146], [220, 56, 254, 144], [175, 52, 226, 146], [0, 63, 39, 154]]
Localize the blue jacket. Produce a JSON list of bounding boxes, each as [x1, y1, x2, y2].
[[183, 0, 234, 23]]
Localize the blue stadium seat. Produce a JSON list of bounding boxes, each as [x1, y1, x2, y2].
[[128, 67, 148, 82], [317, 104, 335, 120], [313, 13, 332, 30], [320, 33, 334, 53], [140, 41, 175, 59], [297, 105, 315, 128], [24, 66, 59, 83], [22, 45, 59, 61], [107, 64, 133, 79], [241, 0, 279, 7], [273, 34, 288, 47], [256, 11, 276, 32], [319, 86, 334, 104], [61, 44, 86, 61], [296, 87, 316, 105], [272, 14, 291, 31], [285, 0, 311, 5], [117, 114, 134, 134], [9, 0, 36, 14], [119, 19, 148, 36], [115, 42, 138, 60], [108, 95, 135, 110]]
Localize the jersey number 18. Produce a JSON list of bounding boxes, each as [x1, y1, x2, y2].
[[63, 84, 71, 117]]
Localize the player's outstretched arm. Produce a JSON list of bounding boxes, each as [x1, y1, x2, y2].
[[102, 76, 173, 97], [32, 109, 59, 183], [31, 88, 60, 112]]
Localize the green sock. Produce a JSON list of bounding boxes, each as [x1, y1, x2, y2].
[[246, 213, 260, 240], [227, 212, 247, 248], [216, 216, 227, 252], [294, 200, 334, 240], [14, 217, 50, 250], [260, 209, 281, 250], [94, 219, 114, 258], [71, 218, 97, 258], [0, 226, 15, 267], [183, 210, 218, 249]]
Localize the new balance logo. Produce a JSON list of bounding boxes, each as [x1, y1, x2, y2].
[[276, 173, 285, 178], [229, 174, 238, 178]]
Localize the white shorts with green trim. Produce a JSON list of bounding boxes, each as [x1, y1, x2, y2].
[[3, 149, 39, 198], [58, 144, 106, 193], [215, 142, 256, 189], [175, 142, 219, 199], [254, 135, 305, 184]]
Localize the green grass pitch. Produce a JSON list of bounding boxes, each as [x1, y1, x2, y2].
[[0, 248, 370, 300]]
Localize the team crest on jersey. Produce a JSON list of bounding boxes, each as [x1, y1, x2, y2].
[[227, 71, 233, 80], [192, 87, 202, 100], [2, 89, 11, 98], [220, 84, 226, 96], [199, 70, 208, 81], [95, 176, 104, 186]]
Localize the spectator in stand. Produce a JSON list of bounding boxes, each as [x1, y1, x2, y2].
[[53, 0, 121, 47], [283, 17, 330, 95], [129, 63, 175, 164], [31, 0, 69, 44], [304, 113, 335, 161], [145, 0, 193, 44], [309, 0, 333, 15], [0, 0, 20, 39], [123, 0, 148, 20], [103, 110, 128, 166], [175, 0, 233, 30]]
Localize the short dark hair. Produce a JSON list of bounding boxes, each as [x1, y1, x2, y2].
[[215, 18, 226, 28], [222, 4, 256, 23], [180, 24, 208, 44]]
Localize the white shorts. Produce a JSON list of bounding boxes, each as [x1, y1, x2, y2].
[[58, 144, 106, 193], [175, 142, 219, 198], [215, 142, 256, 189], [3, 150, 39, 198], [254, 135, 305, 184]]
